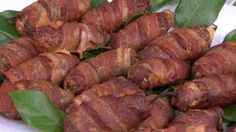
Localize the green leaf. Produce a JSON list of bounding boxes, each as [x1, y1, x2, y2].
[[150, 0, 172, 11], [223, 104, 236, 122], [234, 1, 236, 6], [0, 10, 21, 45], [175, 0, 225, 27], [224, 29, 236, 42], [10, 90, 65, 132], [84, 48, 108, 59], [90, 0, 108, 9]]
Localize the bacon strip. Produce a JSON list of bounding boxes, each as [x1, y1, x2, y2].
[[0, 80, 73, 119], [138, 26, 211, 62], [128, 58, 189, 89], [82, 0, 150, 33], [3, 53, 80, 85], [64, 93, 150, 132], [16, 0, 90, 34], [111, 10, 175, 51], [64, 48, 137, 94], [32, 22, 111, 56], [171, 74, 236, 111], [192, 42, 236, 78], [0, 37, 39, 74]]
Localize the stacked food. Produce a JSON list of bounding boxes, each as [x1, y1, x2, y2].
[[0, 0, 234, 132]]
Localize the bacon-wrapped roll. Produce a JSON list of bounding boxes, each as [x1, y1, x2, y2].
[[192, 42, 236, 78], [66, 77, 142, 110], [0, 37, 39, 74], [32, 22, 111, 57], [135, 97, 175, 132], [82, 0, 150, 33], [128, 58, 189, 89], [171, 74, 236, 111], [64, 93, 150, 132], [111, 10, 175, 51], [0, 80, 73, 119], [3, 53, 80, 85], [16, 0, 90, 34], [167, 107, 223, 132], [138, 26, 211, 62], [64, 48, 137, 94]]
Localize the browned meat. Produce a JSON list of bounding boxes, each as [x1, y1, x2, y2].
[[171, 74, 236, 111], [16, 0, 90, 34], [167, 107, 223, 132], [64, 48, 138, 94], [0, 80, 73, 119], [82, 0, 150, 33], [192, 42, 236, 78], [128, 58, 189, 89], [138, 26, 211, 62], [3, 53, 80, 85], [111, 10, 175, 51], [135, 97, 175, 132], [64, 93, 151, 132], [0, 37, 39, 74], [32, 22, 111, 57]]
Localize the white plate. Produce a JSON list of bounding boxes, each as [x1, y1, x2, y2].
[[0, 0, 236, 132]]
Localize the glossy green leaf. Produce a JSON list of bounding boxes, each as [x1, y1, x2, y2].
[[224, 29, 236, 42], [0, 10, 20, 44], [10, 90, 65, 132], [175, 0, 225, 27], [150, 0, 172, 11], [224, 104, 236, 122], [90, 0, 108, 9], [84, 48, 108, 59]]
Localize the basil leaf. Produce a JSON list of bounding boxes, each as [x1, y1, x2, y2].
[[150, 0, 172, 11], [224, 104, 236, 122], [175, 0, 225, 27], [84, 48, 108, 59], [224, 29, 236, 42], [90, 0, 108, 9], [0, 10, 20, 44], [10, 90, 65, 132]]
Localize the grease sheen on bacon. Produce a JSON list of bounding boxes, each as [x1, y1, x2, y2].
[[32, 22, 111, 57], [192, 42, 236, 78], [82, 0, 150, 33], [111, 10, 175, 51], [128, 58, 189, 89], [0, 37, 39, 74], [64, 48, 138, 94], [167, 107, 223, 132], [171, 74, 236, 111], [138, 26, 211, 61], [16, 0, 90, 34], [3, 53, 80, 85], [0, 80, 73, 119], [64, 93, 150, 132]]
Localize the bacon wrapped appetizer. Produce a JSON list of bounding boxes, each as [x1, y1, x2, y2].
[[32, 22, 111, 57], [66, 77, 142, 110], [0, 80, 73, 119], [128, 58, 189, 89], [192, 42, 236, 78], [111, 10, 175, 51], [166, 107, 223, 132], [134, 97, 175, 132], [0, 37, 39, 74], [16, 0, 90, 34], [171, 74, 236, 111], [64, 93, 150, 132], [82, 0, 150, 33], [138, 26, 211, 61], [3, 53, 80, 85], [64, 48, 137, 94]]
